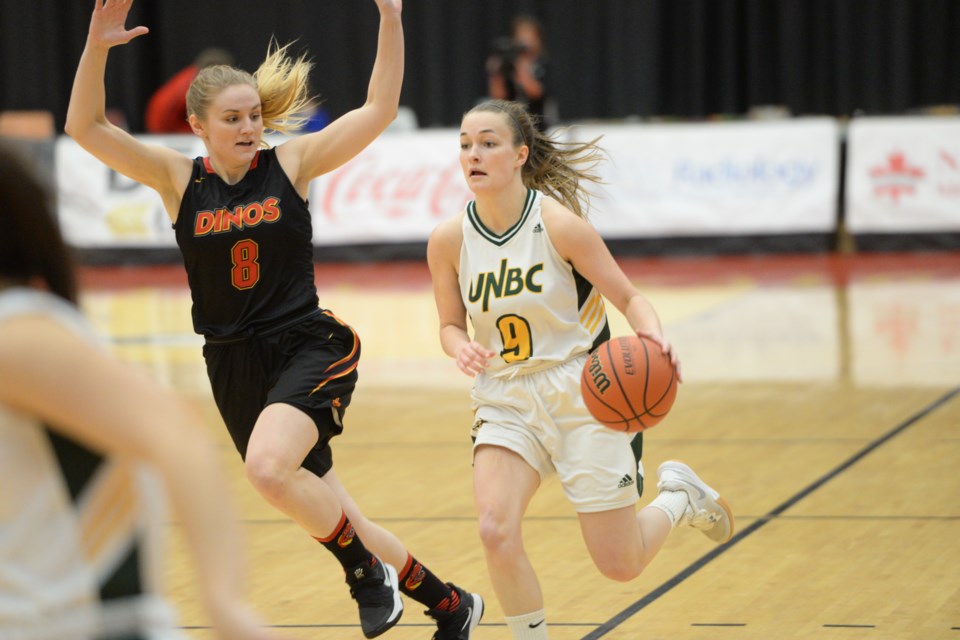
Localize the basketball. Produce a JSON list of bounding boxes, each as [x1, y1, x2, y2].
[[580, 335, 678, 432]]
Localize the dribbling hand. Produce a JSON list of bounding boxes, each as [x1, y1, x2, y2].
[[636, 331, 684, 383], [88, 0, 149, 49]]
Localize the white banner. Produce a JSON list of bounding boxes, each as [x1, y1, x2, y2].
[[846, 116, 960, 233], [307, 130, 471, 244], [55, 119, 840, 248], [55, 132, 472, 248], [56, 135, 199, 247], [567, 118, 840, 237]]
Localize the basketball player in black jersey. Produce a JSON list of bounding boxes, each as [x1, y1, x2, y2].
[[66, 1, 482, 638]]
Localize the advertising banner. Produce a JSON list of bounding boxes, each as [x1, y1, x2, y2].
[[55, 119, 840, 248], [55, 132, 471, 248], [567, 118, 840, 237], [846, 116, 960, 233]]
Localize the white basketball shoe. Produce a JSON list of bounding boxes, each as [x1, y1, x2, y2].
[[657, 460, 734, 543]]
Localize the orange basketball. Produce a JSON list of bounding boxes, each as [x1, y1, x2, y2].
[[580, 335, 678, 432]]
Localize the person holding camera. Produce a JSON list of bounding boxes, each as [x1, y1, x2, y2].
[[486, 14, 553, 131]]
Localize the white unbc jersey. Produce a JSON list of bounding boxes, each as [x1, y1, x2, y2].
[[459, 189, 609, 377], [0, 289, 181, 640]]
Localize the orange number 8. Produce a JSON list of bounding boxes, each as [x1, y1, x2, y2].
[[231, 239, 260, 290]]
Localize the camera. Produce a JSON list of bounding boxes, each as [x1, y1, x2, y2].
[[490, 37, 529, 76]]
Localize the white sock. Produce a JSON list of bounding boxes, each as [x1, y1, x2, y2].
[[505, 609, 548, 640], [649, 489, 690, 527]]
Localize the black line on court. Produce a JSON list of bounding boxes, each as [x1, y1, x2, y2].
[[581, 386, 960, 640], [235, 512, 960, 526], [768, 514, 960, 521], [182, 622, 601, 630], [824, 624, 876, 628]]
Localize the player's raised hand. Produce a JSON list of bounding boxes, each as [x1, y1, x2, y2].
[[373, 0, 402, 17], [87, 0, 149, 48]]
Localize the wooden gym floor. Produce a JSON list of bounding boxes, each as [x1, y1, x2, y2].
[[78, 251, 960, 640]]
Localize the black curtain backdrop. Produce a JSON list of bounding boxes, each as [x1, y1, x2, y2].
[[2, 0, 958, 132]]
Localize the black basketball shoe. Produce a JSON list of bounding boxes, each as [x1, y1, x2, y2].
[[345, 556, 403, 638], [425, 583, 484, 640]]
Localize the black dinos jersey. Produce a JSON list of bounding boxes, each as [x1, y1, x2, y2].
[[174, 149, 319, 338]]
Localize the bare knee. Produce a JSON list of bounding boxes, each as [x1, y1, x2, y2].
[[595, 556, 644, 582], [245, 453, 292, 504], [476, 509, 523, 558]]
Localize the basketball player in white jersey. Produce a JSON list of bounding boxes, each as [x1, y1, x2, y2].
[[0, 143, 277, 639], [427, 100, 735, 640]]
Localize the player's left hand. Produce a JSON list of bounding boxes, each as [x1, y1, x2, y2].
[[637, 331, 684, 383]]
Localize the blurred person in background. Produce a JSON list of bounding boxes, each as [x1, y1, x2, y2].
[[0, 141, 278, 639], [486, 14, 555, 131], [146, 46, 235, 133]]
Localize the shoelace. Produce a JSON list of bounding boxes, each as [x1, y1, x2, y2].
[[350, 576, 393, 608], [685, 508, 720, 529]]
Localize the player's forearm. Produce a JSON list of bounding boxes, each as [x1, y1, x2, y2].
[[364, 7, 404, 122], [439, 324, 472, 359], [623, 293, 663, 338], [65, 42, 111, 140]]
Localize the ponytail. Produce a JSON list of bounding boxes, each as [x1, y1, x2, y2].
[[466, 99, 604, 219], [187, 40, 316, 138]]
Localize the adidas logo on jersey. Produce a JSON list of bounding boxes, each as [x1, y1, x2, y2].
[[532, 223, 544, 233], [618, 474, 634, 488]]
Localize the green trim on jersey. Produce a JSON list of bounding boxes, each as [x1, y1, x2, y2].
[[630, 433, 644, 498], [573, 266, 611, 350], [467, 188, 536, 246]]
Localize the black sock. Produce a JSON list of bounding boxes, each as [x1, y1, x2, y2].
[[313, 512, 373, 570], [397, 554, 460, 612]]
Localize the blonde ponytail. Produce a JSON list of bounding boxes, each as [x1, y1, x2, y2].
[[186, 40, 316, 138], [254, 41, 316, 136]]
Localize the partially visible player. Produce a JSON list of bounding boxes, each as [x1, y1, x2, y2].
[[426, 99, 734, 640], [65, 1, 482, 638], [0, 143, 279, 639]]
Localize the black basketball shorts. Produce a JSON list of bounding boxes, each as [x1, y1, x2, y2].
[[202, 309, 360, 478]]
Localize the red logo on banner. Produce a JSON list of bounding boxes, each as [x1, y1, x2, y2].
[[941, 150, 959, 171], [869, 151, 925, 203], [938, 149, 960, 197], [317, 154, 471, 220]]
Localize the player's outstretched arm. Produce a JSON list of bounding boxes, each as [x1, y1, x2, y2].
[[65, 0, 190, 209], [280, 0, 404, 188]]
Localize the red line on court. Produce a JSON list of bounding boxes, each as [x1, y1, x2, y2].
[[77, 251, 960, 291]]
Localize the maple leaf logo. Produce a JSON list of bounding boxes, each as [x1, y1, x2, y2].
[[869, 151, 925, 203]]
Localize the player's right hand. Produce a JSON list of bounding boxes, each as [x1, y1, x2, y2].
[[88, 0, 149, 49], [456, 341, 496, 377]]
